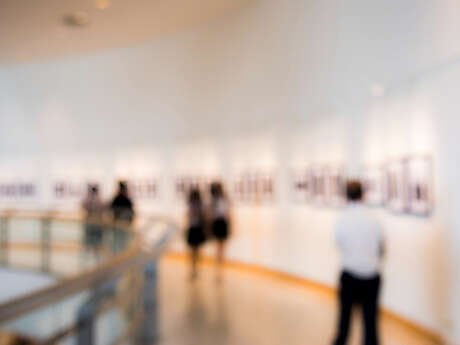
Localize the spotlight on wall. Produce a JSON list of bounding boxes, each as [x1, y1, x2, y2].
[[371, 84, 385, 97]]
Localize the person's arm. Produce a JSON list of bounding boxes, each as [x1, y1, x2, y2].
[[379, 230, 386, 259]]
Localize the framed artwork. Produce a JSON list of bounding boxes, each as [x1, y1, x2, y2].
[[0, 183, 36, 198], [311, 166, 326, 205], [54, 181, 82, 198], [385, 159, 409, 213], [54, 181, 101, 199], [260, 172, 275, 202], [362, 166, 386, 206], [233, 172, 252, 203], [232, 171, 275, 203], [127, 179, 158, 200], [406, 156, 434, 216], [292, 170, 312, 203], [175, 176, 216, 199], [325, 166, 346, 206]]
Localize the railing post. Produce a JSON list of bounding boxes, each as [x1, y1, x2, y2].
[[0, 216, 9, 266], [41, 217, 51, 273], [138, 259, 158, 344], [76, 278, 117, 345]]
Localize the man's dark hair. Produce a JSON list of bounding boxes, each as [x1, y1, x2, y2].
[[346, 180, 363, 201]]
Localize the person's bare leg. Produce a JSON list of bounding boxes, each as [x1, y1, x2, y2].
[[217, 241, 225, 264], [190, 247, 199, 280], [216, 241, 225, 282]]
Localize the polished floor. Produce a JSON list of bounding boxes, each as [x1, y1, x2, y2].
[[157, 258, 439, 345]]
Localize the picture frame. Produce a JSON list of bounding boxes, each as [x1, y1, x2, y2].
[[310, 166, 326, 205], [362, 166, 386, 206], [292, 169, 312, 203], [232, 171, 275, 204], [324, 166, 346, 207], [127, 179, 158, 200], [0, 182, 36, 199], [54, 180, 101, 200], [175, 175, 216, 199], [405, 156, 434, 216], [385, 159, 409, 213]]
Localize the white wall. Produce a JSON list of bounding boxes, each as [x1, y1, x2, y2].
[[1, 0, 460, 341]]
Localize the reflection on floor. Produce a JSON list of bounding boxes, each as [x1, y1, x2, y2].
[[158, 258, 438, 345]]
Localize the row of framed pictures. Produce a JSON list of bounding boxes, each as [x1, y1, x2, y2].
[[364, 156, 433, 216], [0, 156, 434, 216], [54, 179, 159, 200], [174, 173, 275, 203], [0, 183, 36, 197], [293, 156, 433, 216], [0, 180, 159, 200], [0, 174, 277, 204], [292, 167, 345, 207]]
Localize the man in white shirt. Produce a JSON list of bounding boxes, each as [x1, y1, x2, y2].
[[333, 181, 384, 345]]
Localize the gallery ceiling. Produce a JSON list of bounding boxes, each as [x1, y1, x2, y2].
[[0, 0, 252, 63]]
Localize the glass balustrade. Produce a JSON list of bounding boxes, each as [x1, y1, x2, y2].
[[0, 212, 177, 345]]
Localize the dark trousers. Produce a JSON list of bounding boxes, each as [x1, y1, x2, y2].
[[333, 271, 381, 345]]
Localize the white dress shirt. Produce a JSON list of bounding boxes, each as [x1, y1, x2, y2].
[[335, 203, 384, 279]]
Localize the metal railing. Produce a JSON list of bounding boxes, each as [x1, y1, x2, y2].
[[0, 211, 177, 345]]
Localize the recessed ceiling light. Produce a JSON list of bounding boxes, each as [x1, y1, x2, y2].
[[63, 11, 90, 27], [371, 84, 385, 97], [95, 0, 110, 10]]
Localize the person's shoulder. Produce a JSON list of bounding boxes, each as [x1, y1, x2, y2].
[[111, 194, 121, 205]]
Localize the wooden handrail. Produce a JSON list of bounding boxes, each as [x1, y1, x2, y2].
[[0, 212, 177, 324]]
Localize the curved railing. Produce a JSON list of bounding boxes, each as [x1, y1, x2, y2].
[[0, 210, 178, 345]]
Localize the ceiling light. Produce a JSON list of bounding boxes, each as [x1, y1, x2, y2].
[[95, 0, 110, 10], [371, 84, 385, 97]]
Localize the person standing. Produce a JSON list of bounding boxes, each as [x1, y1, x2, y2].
[[209, 182, 230, 277], [186, 188, 206, 280], [333, 181, 385, 345], [82, 185, 104, 257], [110, 181, 134, 224]]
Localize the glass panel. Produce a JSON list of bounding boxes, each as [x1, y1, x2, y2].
[[0, 215, 170, 345]]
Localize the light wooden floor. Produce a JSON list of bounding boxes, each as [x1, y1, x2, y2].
[[157, 258, 439, 345]]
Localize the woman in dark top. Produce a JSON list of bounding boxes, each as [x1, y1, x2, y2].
[[110, 181, 134, 224], [186, 188, 206, 280], [209, 182, 230, 277]]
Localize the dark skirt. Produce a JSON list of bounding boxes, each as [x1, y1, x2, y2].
[[212, 218, 229, 241], [186, 225, 206, 248]]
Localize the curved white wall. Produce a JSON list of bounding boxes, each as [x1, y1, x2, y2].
[[1, 0, 460, 342]]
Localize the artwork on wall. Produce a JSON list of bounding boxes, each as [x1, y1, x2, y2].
[[127, 179, 158, 200], [291, 165, 345, 207], [405, 156, 433, 216], [292, 170, 312, 202], [362, 166, 386, 206], [175, 176, 216, 199], [361, 156, 434, 217], [232, 171, 275, 203], [310, 166, 326, 205], [324, 166, 346, 206], [54, 181, 100, 199], [385, 159, 408, 213], [0, 183, 36, 198]]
